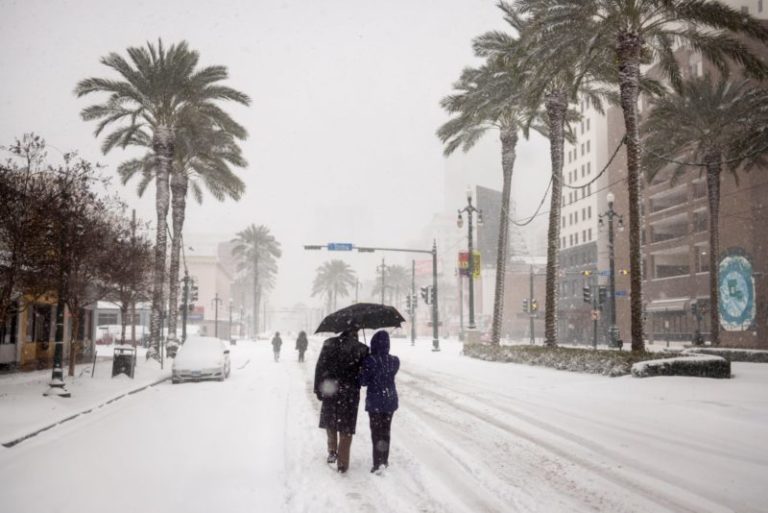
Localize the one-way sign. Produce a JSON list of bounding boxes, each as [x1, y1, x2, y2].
[[327, 243, 353, 251]]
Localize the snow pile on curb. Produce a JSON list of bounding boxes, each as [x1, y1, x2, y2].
[[683, 347, 768, 363], [631, 355, 730, 378], [463, 344, 666, 377]]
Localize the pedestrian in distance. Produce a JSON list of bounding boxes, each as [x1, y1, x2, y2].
[[313, 328, 369, 473], [360, 330, 399, 474], [296, 331, 309, 362], [271, 331, 282, 362]]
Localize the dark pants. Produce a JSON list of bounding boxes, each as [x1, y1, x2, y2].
[[326, 429, 353, 471], [298, 350, 306, 362], [369, 412, 393, 468]]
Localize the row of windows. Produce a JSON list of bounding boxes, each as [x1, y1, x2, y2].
[[566, 138, 592, 163], [567, 162, 592, 183], [562, 183, 593, 206], [562, 206, 593, 227], [560, 228, 593, 249]]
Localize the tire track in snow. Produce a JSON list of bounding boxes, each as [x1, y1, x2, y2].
[[399, 368, 738, 513]]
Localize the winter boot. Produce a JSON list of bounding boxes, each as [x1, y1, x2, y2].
[[326, 451, 337, 464]]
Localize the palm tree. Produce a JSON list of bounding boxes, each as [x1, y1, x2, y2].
[[117, 120, 247, 344], [515, 0, 768, 351], [642, 75, 768, 347], [371, 265, 410, 306], [474, 2, 612, 346], [438, 57, 534, 345], [311, 260, 357, 312], [76, 39, 250, 352], [231, 225, 281, 336]]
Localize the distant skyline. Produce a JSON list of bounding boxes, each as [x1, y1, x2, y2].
[[0, 0, 550, 308]]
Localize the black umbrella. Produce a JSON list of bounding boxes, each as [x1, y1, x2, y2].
[[314, 302, 405, 334]]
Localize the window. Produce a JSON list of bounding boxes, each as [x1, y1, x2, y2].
[[587, 162, 591, 175], [585, 97, 590, 109], [586, 140, 591, 153], [696, 246, 710, 273], [569, 192, 573, 204], [575, 232, 579, 245], [27, 304, 52, 343], [582, 207, 586, 220], [741, 6, 748, 14], [0, 301, 19, 345], [562, 236, 566, 248], [587, 118, 590, 131], [760, 0, 764, 13], [98, 312, 119, 326], [588, 206, 592, 219], [582, 230, 586, 242], [581, 164, 585, 178], [562, 216, 566, 228], [581, 143, 585, 156], [588, 228, 592, 241], [580, 122, 584, 135]]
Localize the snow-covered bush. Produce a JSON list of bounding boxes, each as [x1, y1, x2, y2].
[[462, 344, 665, 377], [682, 347, 768, 363], [631, 355, 730, 378]]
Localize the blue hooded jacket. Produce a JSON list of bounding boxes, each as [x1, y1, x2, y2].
[[360, 331, 399, 413]]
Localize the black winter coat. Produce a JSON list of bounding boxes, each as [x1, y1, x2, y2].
[[296, 334, 308, 352], [313, 333, 369, 434]]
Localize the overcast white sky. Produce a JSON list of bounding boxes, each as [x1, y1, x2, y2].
[[0, 0, 550, 308]]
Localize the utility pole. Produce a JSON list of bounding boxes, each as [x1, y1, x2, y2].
[[130, 209, 137, 348], [458, 269, 464, 341], [181, 271, 189, 343]]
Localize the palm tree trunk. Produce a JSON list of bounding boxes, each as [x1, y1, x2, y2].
[[253, 253, 259, 336], [544, 90, 567, 347], [491, 127, 517, 345], [705, 155, 722, 346], [149, 126, 173, 354], [617, 32, 645, 352], [68, 305, 79, 377], [167, 170, 188, 344]]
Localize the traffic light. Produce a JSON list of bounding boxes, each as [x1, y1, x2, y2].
[[412, 294, 418, 308], [582, 286, 592, 304], [190, 281, 199, 302], [188, 304, 195, 312], [420, 286, 430, 305], [405, 295, 412, 311], [430, 287, 436, 305], [531, 299, 538, 312], [582, 270, 593, 276], [522, 298, 529, 313], [619, 269, 629, 275], [598, 287, 607, 307]]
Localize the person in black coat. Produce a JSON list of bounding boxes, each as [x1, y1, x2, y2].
[[295, 331, 309, 362], [360, 330, 399, 473], [271, 332, 282, 362], [313, 328, 369, 473]]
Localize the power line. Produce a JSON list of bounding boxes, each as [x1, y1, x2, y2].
[[558, 135, 627, 190], [644, 141, 768, 168], [510, 177, 552, 227]]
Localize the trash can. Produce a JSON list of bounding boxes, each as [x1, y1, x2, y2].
[[112, 345, 136, 378]]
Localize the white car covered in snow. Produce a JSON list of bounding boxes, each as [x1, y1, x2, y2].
[[172, 336, 231, 384]]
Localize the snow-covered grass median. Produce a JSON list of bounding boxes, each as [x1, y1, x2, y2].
[[683, 346, 768, 363]]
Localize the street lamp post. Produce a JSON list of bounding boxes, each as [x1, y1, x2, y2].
[[457, 188, 483, 331], [228, 299, 233, 342], [213, 293, 222, 339], [600, 192, 624, 349]]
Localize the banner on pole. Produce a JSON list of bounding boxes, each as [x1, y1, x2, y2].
[[458, 251, 481, 278]]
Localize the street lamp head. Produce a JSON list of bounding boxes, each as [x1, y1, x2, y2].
[[457, 211, 464, 228], [466, 186, 472, 201], [606, 192, 615, 204], [477, 210, 484, 226], [618, 216, 625, 232], [598, 215, 604, 229]]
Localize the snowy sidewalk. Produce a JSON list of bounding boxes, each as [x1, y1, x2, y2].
[[0, 348, 170, 445]]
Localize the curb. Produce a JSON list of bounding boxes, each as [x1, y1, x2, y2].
[[2, 375, 171, 448]]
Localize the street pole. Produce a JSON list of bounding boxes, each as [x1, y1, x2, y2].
[[529, 265, 535, 345], [181, 271, 189, 343], [411, 260, 416, 346], [213, 293, 222, 339], [432, 240, 440, 351], [458, 189, 482, 335], [607, 194, 619, 348], [592, 274, 598, 349], [228, 299, 233, 342], [380, 258, 386, 305], [458, 269, 464, 341]]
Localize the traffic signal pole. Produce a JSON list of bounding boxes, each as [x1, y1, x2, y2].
[[411, 260, 416, 346], [181, 271, 189, 343]]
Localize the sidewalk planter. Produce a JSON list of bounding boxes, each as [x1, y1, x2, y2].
[[631, 355, 731, 378]]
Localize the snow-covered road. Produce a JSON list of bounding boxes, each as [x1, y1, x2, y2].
[[0, 337, 765, 513]]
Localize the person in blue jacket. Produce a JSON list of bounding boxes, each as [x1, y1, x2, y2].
[[360, 330, 399, 473]]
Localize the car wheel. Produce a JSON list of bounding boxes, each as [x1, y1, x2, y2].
[[172, 378, 180, 384]]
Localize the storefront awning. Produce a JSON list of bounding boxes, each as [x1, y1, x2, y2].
[[646, 298, 689, 313]]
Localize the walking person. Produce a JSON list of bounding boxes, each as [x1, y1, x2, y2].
[[360, 330, 399, 473], [313, 328, 369, 473], [296, 331, 308, 362], [271, 331, 282, 362]]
